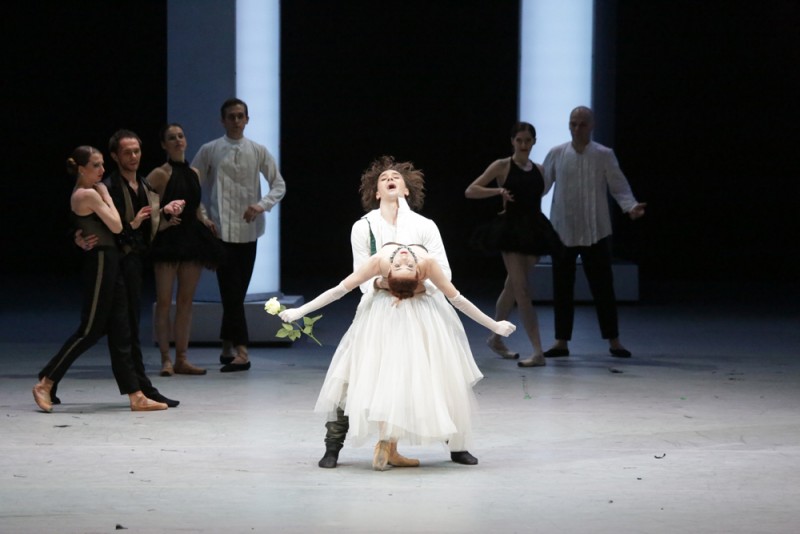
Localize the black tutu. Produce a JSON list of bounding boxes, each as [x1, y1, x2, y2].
[[471, 211, 563, 257], [150, 220, 225, 269]]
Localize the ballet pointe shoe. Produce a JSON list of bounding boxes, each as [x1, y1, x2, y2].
[[33, 377, 54, 413], [517, 354, 546, 368], [373, 440, 391, 471], [486, 335, 519, 359], [160, 353, 174, 377], [129, 392, 168, 412], [173, 352, 207, 375], [388, 441, 419, 468]]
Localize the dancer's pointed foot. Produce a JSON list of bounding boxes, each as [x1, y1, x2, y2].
[[373, 440, 391, 471], [130, 393, 168, 412], [486, 336, 519, 359], [33, 378, 54, 413], [517, 354, 546, 367], [173, 359, 207, 375], [160, 357, 174, 377], [388, 442, 419, 467]]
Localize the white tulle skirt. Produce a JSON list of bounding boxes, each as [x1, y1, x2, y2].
[[314, 290, 484, 448]]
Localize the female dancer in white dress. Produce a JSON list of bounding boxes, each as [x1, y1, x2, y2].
[[280, 241, 515, 470]]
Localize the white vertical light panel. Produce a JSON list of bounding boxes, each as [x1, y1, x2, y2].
[[237, 0, 281, 294], [519, 0, 594, 217]]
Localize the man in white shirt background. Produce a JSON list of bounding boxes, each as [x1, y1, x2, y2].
[[192, 98, 287, 372], [542, 106, 646, 359]]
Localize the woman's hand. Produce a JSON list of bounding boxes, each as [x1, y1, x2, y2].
[[279, 308, 302, 323], [162, 199, 186, 216], [202, 218, 218, 237], [93, 183, 113, 205], [493, 320, 516, 337]]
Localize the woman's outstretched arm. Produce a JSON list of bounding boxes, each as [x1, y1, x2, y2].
[[279, 256, 383, 322], [421, 259, 516, 336]]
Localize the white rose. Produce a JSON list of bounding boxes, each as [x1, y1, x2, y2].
[[264, 297, 281, 315]]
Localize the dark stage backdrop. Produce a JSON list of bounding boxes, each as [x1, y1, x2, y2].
[[3, 1, 798, 296]]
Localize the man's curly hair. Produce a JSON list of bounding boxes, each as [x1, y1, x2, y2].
[[358, 155, 426, 212]]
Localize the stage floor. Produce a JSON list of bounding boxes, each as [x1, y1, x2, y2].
[[1, 276, 799, 533]]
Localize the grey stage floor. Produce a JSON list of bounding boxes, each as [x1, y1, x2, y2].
[[1, 275, 799, 533]]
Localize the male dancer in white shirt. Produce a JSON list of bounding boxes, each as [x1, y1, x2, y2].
[[542, 106, 646, 359], [192, 98, 287, 372], [318, 156, 480, 468]]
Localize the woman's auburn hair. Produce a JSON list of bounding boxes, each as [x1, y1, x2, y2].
[[387, 272, 420, 300]]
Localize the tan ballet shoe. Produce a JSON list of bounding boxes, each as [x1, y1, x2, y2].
[[173, 355, 207, 375], [159, 361, 175, 376], [160, 357, 174, 377], [33, 377, 54, 413], [373, 440, 391, 471], [130, 395, 168, 411], [388, 441, 419, 467], [517, 354, 546, 368], [486, 336, 519, 359]]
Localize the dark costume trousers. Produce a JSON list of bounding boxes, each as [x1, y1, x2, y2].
[[552, 236, 619, 341], [216, 241, 257, 346], [39, 247, 139, 394], [115, 252, 157, 396]]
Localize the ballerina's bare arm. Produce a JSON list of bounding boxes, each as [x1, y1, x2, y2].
[[72, 186, 123, 234]]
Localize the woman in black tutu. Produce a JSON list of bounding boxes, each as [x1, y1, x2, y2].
[[146, 124, 224, 376], [465, 121, 561, 368]]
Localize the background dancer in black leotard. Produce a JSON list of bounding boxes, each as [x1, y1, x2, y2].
[[147, 123, 224, 377], [466, 121, 562, 368]]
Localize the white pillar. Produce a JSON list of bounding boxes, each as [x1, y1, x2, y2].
[[519, 0, 594, 217], [237, 0, 281, 295]]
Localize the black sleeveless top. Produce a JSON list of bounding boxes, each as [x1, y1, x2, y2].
[[469, 160, 562, 256], [73, 213, 116, 248], [149, 160, 225, 268]]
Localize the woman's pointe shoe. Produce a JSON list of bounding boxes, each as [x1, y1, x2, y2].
[[373, 440, 391, 471], [160, 355, 174, 377], [33, 378, 54, 413], [130, 395, 168, 412], [487, 336, 519, 359], [388, 441, 419, 467], [517, 354, 546, 368], [173, 355, 207, 375]]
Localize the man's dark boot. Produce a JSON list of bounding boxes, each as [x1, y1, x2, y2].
[[319, 443, 342, 468]]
